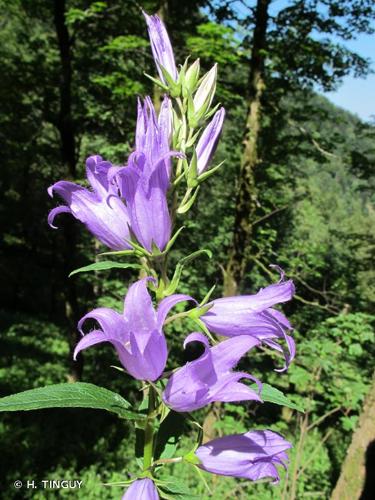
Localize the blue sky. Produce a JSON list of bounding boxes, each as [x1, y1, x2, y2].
[[323, 32, 374, 123], [231, 0, 375, 123]]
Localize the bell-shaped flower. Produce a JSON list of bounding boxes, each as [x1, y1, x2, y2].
[[201, 270, 296, 370], [123, 478, 159, 500], [163, 332, 262, 412], [48, 155, 131, 251], [196, 107, 225, 174], [195, 430, 292, 484], [113, 154, 171, 253], [74, 278, 192, 381], [144, 12, 177, 84]]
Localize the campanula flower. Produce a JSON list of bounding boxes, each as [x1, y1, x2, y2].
[[144, 12, 177, 84], [122, 478, 159, 500], [74, 278, 192, 381], [201, 270, 296, 370], [163, 333, 262, 412], [48, 155, 131, 251], [108, 97, 181, 253], [196, 107, 225, 174], [195, 430, 292, 483], [113, 154, 171, 253]]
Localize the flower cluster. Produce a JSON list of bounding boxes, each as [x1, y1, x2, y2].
[[49, 12, 295, 500]]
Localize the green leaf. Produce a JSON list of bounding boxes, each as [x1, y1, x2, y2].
[[69, 260, 141, 277], [158, 479, 199, 500], [155, 411, 185, 461], [251, 383, 304, 412], [0, 382, 145, 420]]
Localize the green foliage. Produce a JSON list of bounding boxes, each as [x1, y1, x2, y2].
[[0, 382, 145, 421]]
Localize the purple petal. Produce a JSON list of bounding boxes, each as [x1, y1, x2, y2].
[[196, 107, 225, 174], [85, 155, 114, 197], [73, 329, 123, 360], [78, 307, 125, 339], [183, 332, 210, 349], [143, 12, 177, 83], [123, 278, 157, 352], [48, 175, 132, 251], [211, 335, 260, 372], [47, 205, 72, 229], [157, 294, 196, 329], [123, 478, 159, 500], [195, 430, 292, 482], [117, 331, 167, 381]]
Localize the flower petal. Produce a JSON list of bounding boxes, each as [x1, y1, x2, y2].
[[123, 478, 159, 500], [157, 294, 196, 329], [73, 329, 123, 360], [47, 205, 72, 229], [123, 278, 157, 352], [78, 307, 125, 340], [211, 335, 260, 372]]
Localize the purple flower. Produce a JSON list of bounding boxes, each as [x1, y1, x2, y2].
[[48, 155, 131, 251], [113, 154, 171, 253], [123, 478, 159, 500], [109, 96, 180, 253], [195, 430, 292, 484], [74, 278, 192, 381], [196, 107, 225, 174], [201, 271, 296, 370], [162, 333, 262, 412], [143, 12, 177, 83]]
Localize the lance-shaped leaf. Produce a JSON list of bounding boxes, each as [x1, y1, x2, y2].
[[0, 382, 145, 420], [69, 261, 141, 277], [250, 383, 304, 412]]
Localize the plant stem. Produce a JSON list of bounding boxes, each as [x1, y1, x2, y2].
[[143, 386, 155, 471]]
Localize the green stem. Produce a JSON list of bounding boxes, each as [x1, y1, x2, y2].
[[143, 386, 155, 471]]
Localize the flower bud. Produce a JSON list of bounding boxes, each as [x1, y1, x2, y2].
[[190, 64, 217, 124], [143, 11, 178, 84], [184, 59, 200, 94], [196, 107, 225, 174]]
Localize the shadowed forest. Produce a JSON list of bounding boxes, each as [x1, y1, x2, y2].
[[0, 0, 374, 499]]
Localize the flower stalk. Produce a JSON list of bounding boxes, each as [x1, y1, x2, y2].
[[143, 386, 156, 471]]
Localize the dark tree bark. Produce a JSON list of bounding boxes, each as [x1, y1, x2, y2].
[[53, 0, 82, 381], [224, 0, 271, 296]]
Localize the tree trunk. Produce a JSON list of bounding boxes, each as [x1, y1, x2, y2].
[[224, 0, 270, 296], [203, 0, 271, 444], [54, 0, 82, 381], [331, 373, 375, 500]]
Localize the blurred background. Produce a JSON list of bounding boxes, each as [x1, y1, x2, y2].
[[0, 0, 374, 498]]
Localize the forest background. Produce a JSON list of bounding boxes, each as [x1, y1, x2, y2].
[[0, 0, 374, 499]]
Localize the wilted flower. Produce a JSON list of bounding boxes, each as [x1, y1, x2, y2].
[[163, 332, 262, 412], [74, 278, 192, 381], [196, 107, 225, 174], [48, 155, 131, 251], [201, 270, 296, 370], [144, 12, 177, 84], [195, 430, 292, 483], [122, 478, 159, 500]]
